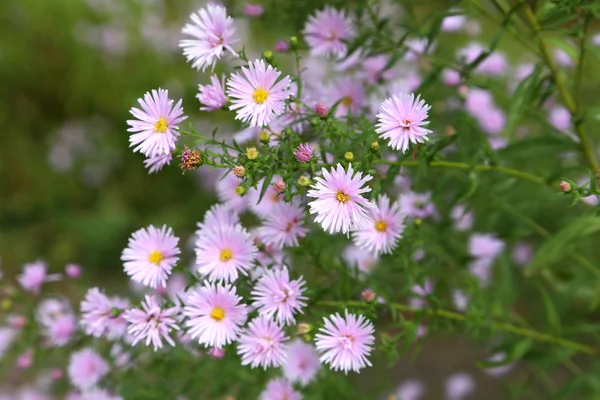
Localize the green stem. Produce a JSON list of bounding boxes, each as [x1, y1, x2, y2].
[[575, 16, 591, 113], [317, 300, 598, 356]]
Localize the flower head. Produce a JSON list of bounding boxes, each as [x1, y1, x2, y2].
[[179, 4, 238, 71], [18, 261, 47, 294], [248, 177, 285, 217], [303, 7, 354, 58], [294, 143, 313, 163], [352, 195, 405, 255], [127, 89, 186, 157], [227, 59, 292, 127], [282, 339, 321, 386], [183, 282, 247, 348], [259, 378, 302, 400], [251, 266, 307, 325], [237, 316, 288, 369], [376, 93, 432, 152], [329, 77, 366, 117], [123, 295, 180, 351], [445, 372, 475, 400], [36, 298, 76, 346], [307, 164, 374, 235], [68, 348, 109, 390], [468, 233, 505, 260], [196, 203, 240, 235], [197, 75, 228, 111], [256, 201, 308, 249], [342, 245, 380, 277], [121, 225, 180, 288], [399, 191, 437, 219], [80, 288, 128, 339], [143, 153, 172, 174], [195, 224, 258, 283], [244, 3, 264, 17], [315, 310, 375, 374], [450, 204, 474, 231]]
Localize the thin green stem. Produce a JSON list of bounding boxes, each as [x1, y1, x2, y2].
[[575, 16, 591, 111], [317, 300, 599, 356]]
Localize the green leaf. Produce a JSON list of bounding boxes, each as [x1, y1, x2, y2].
[[256, 172, 274, 205], [536, 283, 562, 334], [506, 63, 543, 134]]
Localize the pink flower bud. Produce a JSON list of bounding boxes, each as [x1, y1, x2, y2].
[[208, 347, 225, 359], [8, 315, 27, 329], [559, 180, 572, 193], [315, 102, 329, 118], [294, 143, 313, 163], [274, 40, 289, 52], [273, 179, 286, 194], [65, 264, 81, 278], [17, 349, 33, 369], [244, 3, 264, 17], [51, 369, 63, 380], [361, 289, 376, 303]]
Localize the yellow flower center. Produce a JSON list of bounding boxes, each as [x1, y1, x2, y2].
[[148, 250, 164, 265], [342, 96, 353, 107], [375, 220, 388, 232], [336, 191, 350, 203], [154, 117, 168, 133], [220, 249, 233, 262], [253, 88, 269, 104], [210, 306, 225, 321]]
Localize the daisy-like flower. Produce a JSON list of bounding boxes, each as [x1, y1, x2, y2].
[[294, 143, 313, 163], [143, 153, 172, 174], [36, 299, 76, 346], [307, 163, 374, 235], [251, 266, 307, 325], [121, 225, 180, 288], [376, 93, 432, 152], [468, 233, 505, 260], [314, 310, 375, 374], [303, 6, 354, 58], [282, 339, 321, 386], [255, 201, 308, 249], [80, 288, 129, 339], [445, 372, 475, 400], [127, 88, 186, 157], [123, 295, 180, 351], [226, 59, 293, 127], [18, 261, 48, 294], [183, 282, 247, 348], [68, 348, 109, 390], [329, 77, 366, 117], [450, 204, 474, 232], [237, 316, 288, 369], [259, 378, 302, 400], [197, 75, 228, 111], [196, 203, 240, 235], [179, 4, 238, 71], [399, 191, 437, 219], [352, 195, 405, 255], [342, 245, 380, 278], [195, 224, 258, 282], [247, 177, 285, 217]]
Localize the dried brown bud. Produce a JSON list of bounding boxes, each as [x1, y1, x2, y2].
[[179, 146, 202, 173], [297, 322, 311, 335], [232, 165, 245, 178]]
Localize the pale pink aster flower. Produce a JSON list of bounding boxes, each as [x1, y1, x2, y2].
[[121, 224, 180, 288], [450, 204, 474, 232], [376, 93, 432, 152], [512, 242, 532, 266], [251, 229, 286, 268], [127, 88, 186, 157], [274, 40, 289, 52], [18, 261, 48, 294], [549, 105, 571, 131], [251, 266, 307, 325], [196, 203, 240, 234], [329, 77, 366, 117], [208, 347, 226, 359], [399, 191, 437, 219], [395, 379, 425, 400], [17, 348, 33, 369], [183, 282, 247, 348], [303, 7, 354, 58], [294, 143, 313, 163], [248, 177, 285, 217], [445, 372, 475, 400], [195, 224, 258, 282], [216, 172, 248, 212], [307, 163, 374, 235], [469, 257, 494, 286], [255, 201, 308, 249], [0, 327, 16, 359], [442, 68, 461, 86], [489, 136, 508, 150], [68, 348, 109, 389], [226, 59, 292, 127], [362, 54, 397, 83], [180, 4, 238, 71], [476, 107, 505, 134], [442, 11, 466, 32], [81, 288, 129, 339], [65, 263, 81, 278], [36, 299, 76, 346], [197, 75, 227, 111], [453, 290, 470, 312], [464, 88, 494, 118], [143, 153, 172, 174], [410, 280, 433, 309], [238, 316, 288, 369], [315, 310, 375, 374], [483, 352, 514, 377], [75, 389, 123, 400], [554, 47, 574, 68], [342, 245, 380, 277], [123, 295, 180, 351], [352, 195, 405, 255], [259, 378, 302, 400], [282, 339, 321, 386], [469, 233, 505, 260], [244, 3, 264, 17]]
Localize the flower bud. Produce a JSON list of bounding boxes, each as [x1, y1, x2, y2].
[[233, 165, 245, 178], [208, 347, 226, 359], [235, 185, 246, 196], [444, 125, 456, 136], [246, 147, 258, 160], [273, 179, 286, 194], [297, 322, 311, 335], [263, 50, 273, 62], [371, 141, 379, 151], [294, 143, 313, 163], [361, 288, 377, 303], [259, 130, 270, 144], [310, 118, 320, 127], [65, 264, 81, 278], [1, 299, 11, 311], [8, 315, 27, 329], [244, 3, 264, 17], [344, 152, 354, 162], [315, 102, 329, 118], [179, 146, 202, 173], [290, 36, 298, 50], [274, 40, 289, 52], [457, 85, 468, 99], [298, 175, 311, 187], [50, 369, 63, 381], [559, 180, 572, 193], [414, 218, 422, 227]]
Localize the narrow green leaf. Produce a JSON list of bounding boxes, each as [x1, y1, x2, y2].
[[256, 172, 274, 205], [536, 283, 562, 334], [507, 63, 543, 133]]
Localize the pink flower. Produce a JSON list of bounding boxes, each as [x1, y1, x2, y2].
[[410, 280, 433, 309], [315, 310, 375, 374], [450, 204, 474, 231], [477, 107, 505, 134], [303, 7, 354, 58], [143, 153, 172, 174], [227, 59, 292, 127], [18, 261, 47, 294], [376, 93, 432, 152], [274, 40, 289, 52], [196, 203, 240, 235], [469, 233, 505, 260], [395, 379, 425, 400], [442, 69, 461, 86], [195, 224, 258, 282], [197, 75, 227, 111], [216, 172, 248, 212], [399, 191, 437, 219], [80, 288, 128, 339], [469, 258, 494, 286], [68, 348, 109, 389], [180, 4, 238, 71], [294, 143, 313, 163], [123, 295, 180, 351], [237, 316, 288, 369], [453, 290, 470, 312], [445, 372, 475, 400], [315, 102, 329, 117], [121, 224, 180, 288], [65, 264, 81, 278], [248, 177, 285, 217], [307, 163, 374, 235], [36, 299, 76, 346], [0, 327, 16, 359], [127, 88, 186, 157], [464, 88, 493, 118], [352, 195, 405, 255], [259, 378, 302, 400], [483, 352, 514, 376], [549, 105, 571, 131], [255, 201, 308, 249], [342, 245, 380, 277], [17, 348, 33, 369], [554, 47, 574, 68], [251, 266, 307, 325], [208, 347, 226, 359], [282, 339, 321, 386], [329, 77, 366, 117], [183, 282, 247, 348], [244, 3, 264, 17], [442, 11, 466, 32], [512, 242, 533, 266]]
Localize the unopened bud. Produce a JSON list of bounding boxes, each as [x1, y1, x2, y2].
[[414, 218, 422, 227], [297, 322, 311, 335], [315, 102, 329, 118], [559, 180, 572, 193], [235, 185, 246, 196], [344, 152, 354, 162], [298, 175, 311, 187], [65, 263, 81, 278], [274, 40, 289, 52], [361, 288, 377, 303], [263, 50, 273, 62], [246, 147, 258, 160], [50, 369, 63, 381], [457, 85, 468, 99], [273, 179, 286, 194], [1, 299, 11, 310], [444, 125, 456, 136], [310, 118, 320, 127], [290, 36, 298, 49], [371, 141, 380, 151], [232, 165, 245, 178], [208, 347, 226, 359], [8, 315, 27, 329], [259, 131, 270, 144]]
